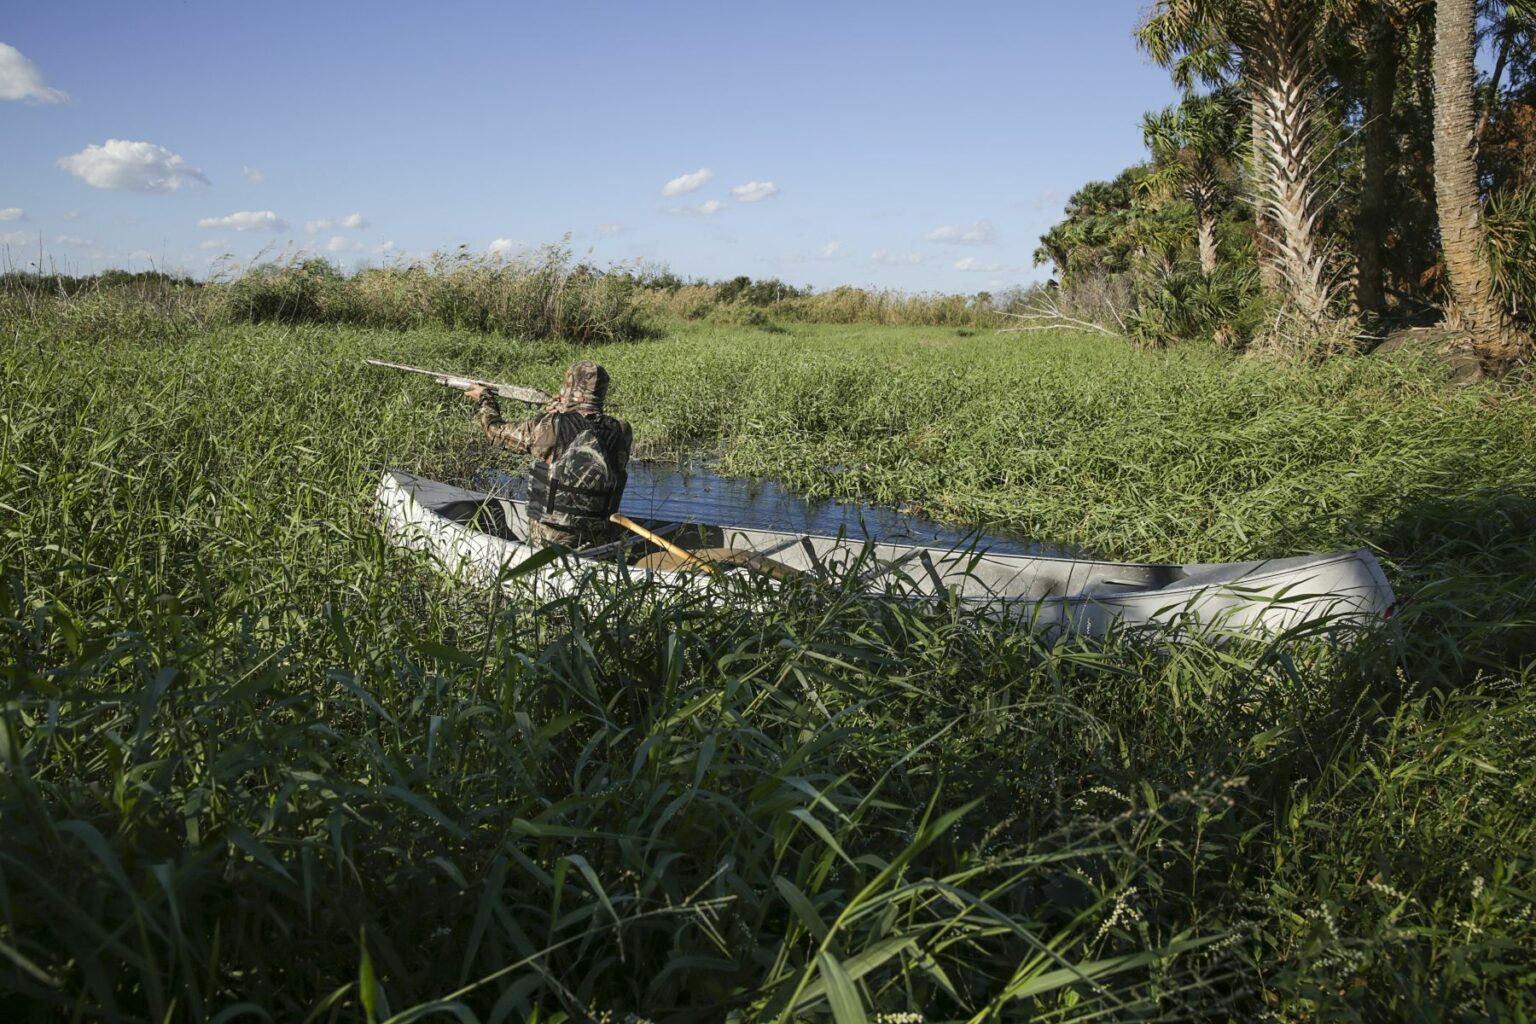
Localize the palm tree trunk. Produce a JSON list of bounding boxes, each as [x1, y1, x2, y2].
[[1432, 0, 1529, 371], [1196, 204, 1219, 274], [1247, 0, 1335, 329], [1197, 215, 1219, 275], [1355, 18, 1397, 321], [1249, 90, 1285, 294], [1247, 0, 1333, 328]]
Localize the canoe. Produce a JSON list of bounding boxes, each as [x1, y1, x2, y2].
[[376, 469, 1397, 640]]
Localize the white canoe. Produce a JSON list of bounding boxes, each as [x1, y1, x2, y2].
[[376, 469, 1397, 640]]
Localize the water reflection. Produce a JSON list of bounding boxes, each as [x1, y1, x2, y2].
[[476, 462, 1077, 558]]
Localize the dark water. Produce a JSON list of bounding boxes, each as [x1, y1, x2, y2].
[[477, 463, 1077, 558]]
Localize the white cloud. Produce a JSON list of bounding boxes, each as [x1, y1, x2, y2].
[[198, 210, 286, 231], [661, 167, 713, 197], [58, 139, 207, 193], [198, 237, 228, 250], [373, 239, 397, 255], [731, 180, 779, 203], [305, 213, 366, 233], [325, 235, 364, 253], [953, 256, 1024, 273], [593, 222, 626, 238], [871, 249, 923, 265], [55, 234, 90, 245], [670, 199, 726, 217], [928, 221, 997, 245], [241, 165, 268, 184], [487, 237, 527, 256], [779, 241, 848, 263], [1, 230, 30, 246], [0, 43, 68, 103], [62, 209, 79, 220], [0, 207, 25, 222]]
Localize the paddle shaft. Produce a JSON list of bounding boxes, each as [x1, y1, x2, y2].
[[366, 358, 554, 406], [609, 513, 717, 574]]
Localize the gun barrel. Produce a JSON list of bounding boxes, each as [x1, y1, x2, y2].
[[365, 358, 553, 405]]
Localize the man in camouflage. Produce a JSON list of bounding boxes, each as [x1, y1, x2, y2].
[[464, 361, 633, 549]]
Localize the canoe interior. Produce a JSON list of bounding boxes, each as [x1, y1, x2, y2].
[[387, 470, 1395, 630]]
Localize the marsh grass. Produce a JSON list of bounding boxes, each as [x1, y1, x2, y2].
[[634, 285, 1018, 330], [1, 310, 1534, 1020], [217, 246, 646, 344]]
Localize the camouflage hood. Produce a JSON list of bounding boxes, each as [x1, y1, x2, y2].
[[556, 360, 608, 414]]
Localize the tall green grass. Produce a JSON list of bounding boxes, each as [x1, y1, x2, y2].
[[2, 308, 1534, 1020]]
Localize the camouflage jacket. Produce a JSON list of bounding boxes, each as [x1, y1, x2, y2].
[[475, 394, 632, 467], [476, 393, 633, 547]]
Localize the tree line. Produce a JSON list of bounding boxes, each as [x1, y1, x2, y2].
[[1036, 0, 1535, 373]]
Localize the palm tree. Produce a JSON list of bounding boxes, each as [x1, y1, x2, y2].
[[1139, 0, 1338, 328], [1433, 0, 1531, 370], [1325, 0, 1434, 322], [1142, 90, 1245, 274]]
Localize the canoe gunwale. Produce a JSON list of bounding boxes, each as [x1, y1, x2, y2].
[[376, 469, 1397, 636]]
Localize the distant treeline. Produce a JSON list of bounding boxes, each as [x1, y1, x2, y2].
[[1, 246, 1041, 342], [1035, 0, 1535, 373]]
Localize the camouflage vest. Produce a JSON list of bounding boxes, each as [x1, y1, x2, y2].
[[527, 415, 629, 533]]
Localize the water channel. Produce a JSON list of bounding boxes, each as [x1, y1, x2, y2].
[[477, 462, 1080, 558]]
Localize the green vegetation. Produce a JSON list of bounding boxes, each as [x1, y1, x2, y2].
[[1038, 0, 1536, 369], [631, 278, 1021, 330], [2, 252, 1028, 345], [3, 295, 1534, 1020]]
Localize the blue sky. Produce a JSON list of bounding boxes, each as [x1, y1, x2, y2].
[[2, 1, 1179, 291]]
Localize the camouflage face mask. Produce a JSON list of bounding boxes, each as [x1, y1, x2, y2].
[[557, 360, 608, 414]]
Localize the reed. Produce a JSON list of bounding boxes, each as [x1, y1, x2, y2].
[[1, 308, 1533, 1021]]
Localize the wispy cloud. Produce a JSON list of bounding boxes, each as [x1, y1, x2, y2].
[[593, 222, 626, 238], [669, 199, 726, 217], [1014, 187, 1065, 212], [1, 230, 31, 246], [198, 237, 228, 250], [731, 180, 779, 203], [241, 165, 268, 184], [487, 237, 527, 256], [661, 167, 713, 197], [0, 207, 25, 222], [55, 234, 90, 245], [871, 249, 923, 265], [928, 221, 996, 245], [197, 210, 286, 231], [325, 235, 364, 253], [305, 213, 366, 233], [779, 241, 847, 263], [0, 42, 68, 103], [953, 256, 1024, 273], [59, 140, 207, 193]]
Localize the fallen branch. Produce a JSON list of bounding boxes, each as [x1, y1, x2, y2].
[[997, 296, 1127, 338]]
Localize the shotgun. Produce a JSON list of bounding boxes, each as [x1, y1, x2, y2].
[[365, 358, 554, 406]]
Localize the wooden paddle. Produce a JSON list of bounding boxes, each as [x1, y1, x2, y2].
[[609, 513, 804, 582], [610, 513, 718, 574]]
